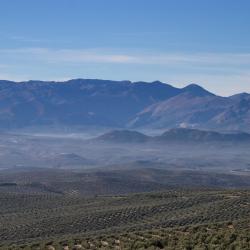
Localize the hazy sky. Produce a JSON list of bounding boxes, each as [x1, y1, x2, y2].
[[0, 0, 250, 96]]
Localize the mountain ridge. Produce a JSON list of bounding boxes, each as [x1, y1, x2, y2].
[[95, 128, 250, 143], [0, 79, 249, 132]]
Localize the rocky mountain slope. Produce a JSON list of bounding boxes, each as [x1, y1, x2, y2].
[[0, 79, 249, 132]]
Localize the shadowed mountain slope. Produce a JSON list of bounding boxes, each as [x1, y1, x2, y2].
[[0, 79, 249, 132]]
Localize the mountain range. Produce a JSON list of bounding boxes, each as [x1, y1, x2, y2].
[[95, 128, 250, 143], [0, 79, 249, 132]]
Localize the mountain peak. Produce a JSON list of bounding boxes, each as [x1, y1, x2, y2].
[[96, 130, 150, 143], [182, 84, 214, 97], [229, 92, 250, 100]]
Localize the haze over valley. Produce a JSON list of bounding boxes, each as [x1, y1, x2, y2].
[[0, 79, 250, 193]]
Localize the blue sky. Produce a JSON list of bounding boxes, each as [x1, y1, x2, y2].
[[0, 0, 250, 95]]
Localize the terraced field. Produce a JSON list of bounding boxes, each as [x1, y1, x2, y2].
[[0, 189, 249, 249]]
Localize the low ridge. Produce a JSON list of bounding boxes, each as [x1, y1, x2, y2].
[[95, 128, 250, 143]]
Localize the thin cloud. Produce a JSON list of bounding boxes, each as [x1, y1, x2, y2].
[[0, 48, 137, 64], [1, 48, 250, 67]]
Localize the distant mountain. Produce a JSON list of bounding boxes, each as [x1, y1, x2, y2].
[[212, 93, 250, 131], [0, 79, 180, 129], [95, 128, 250, 143], [49, 153, 93, 168], [96, 130, 150, 143], [129, 89, 250, 132], [0, 79, 249, 132], [155, 128, 250, 142], [181, 83, 215, 97]]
